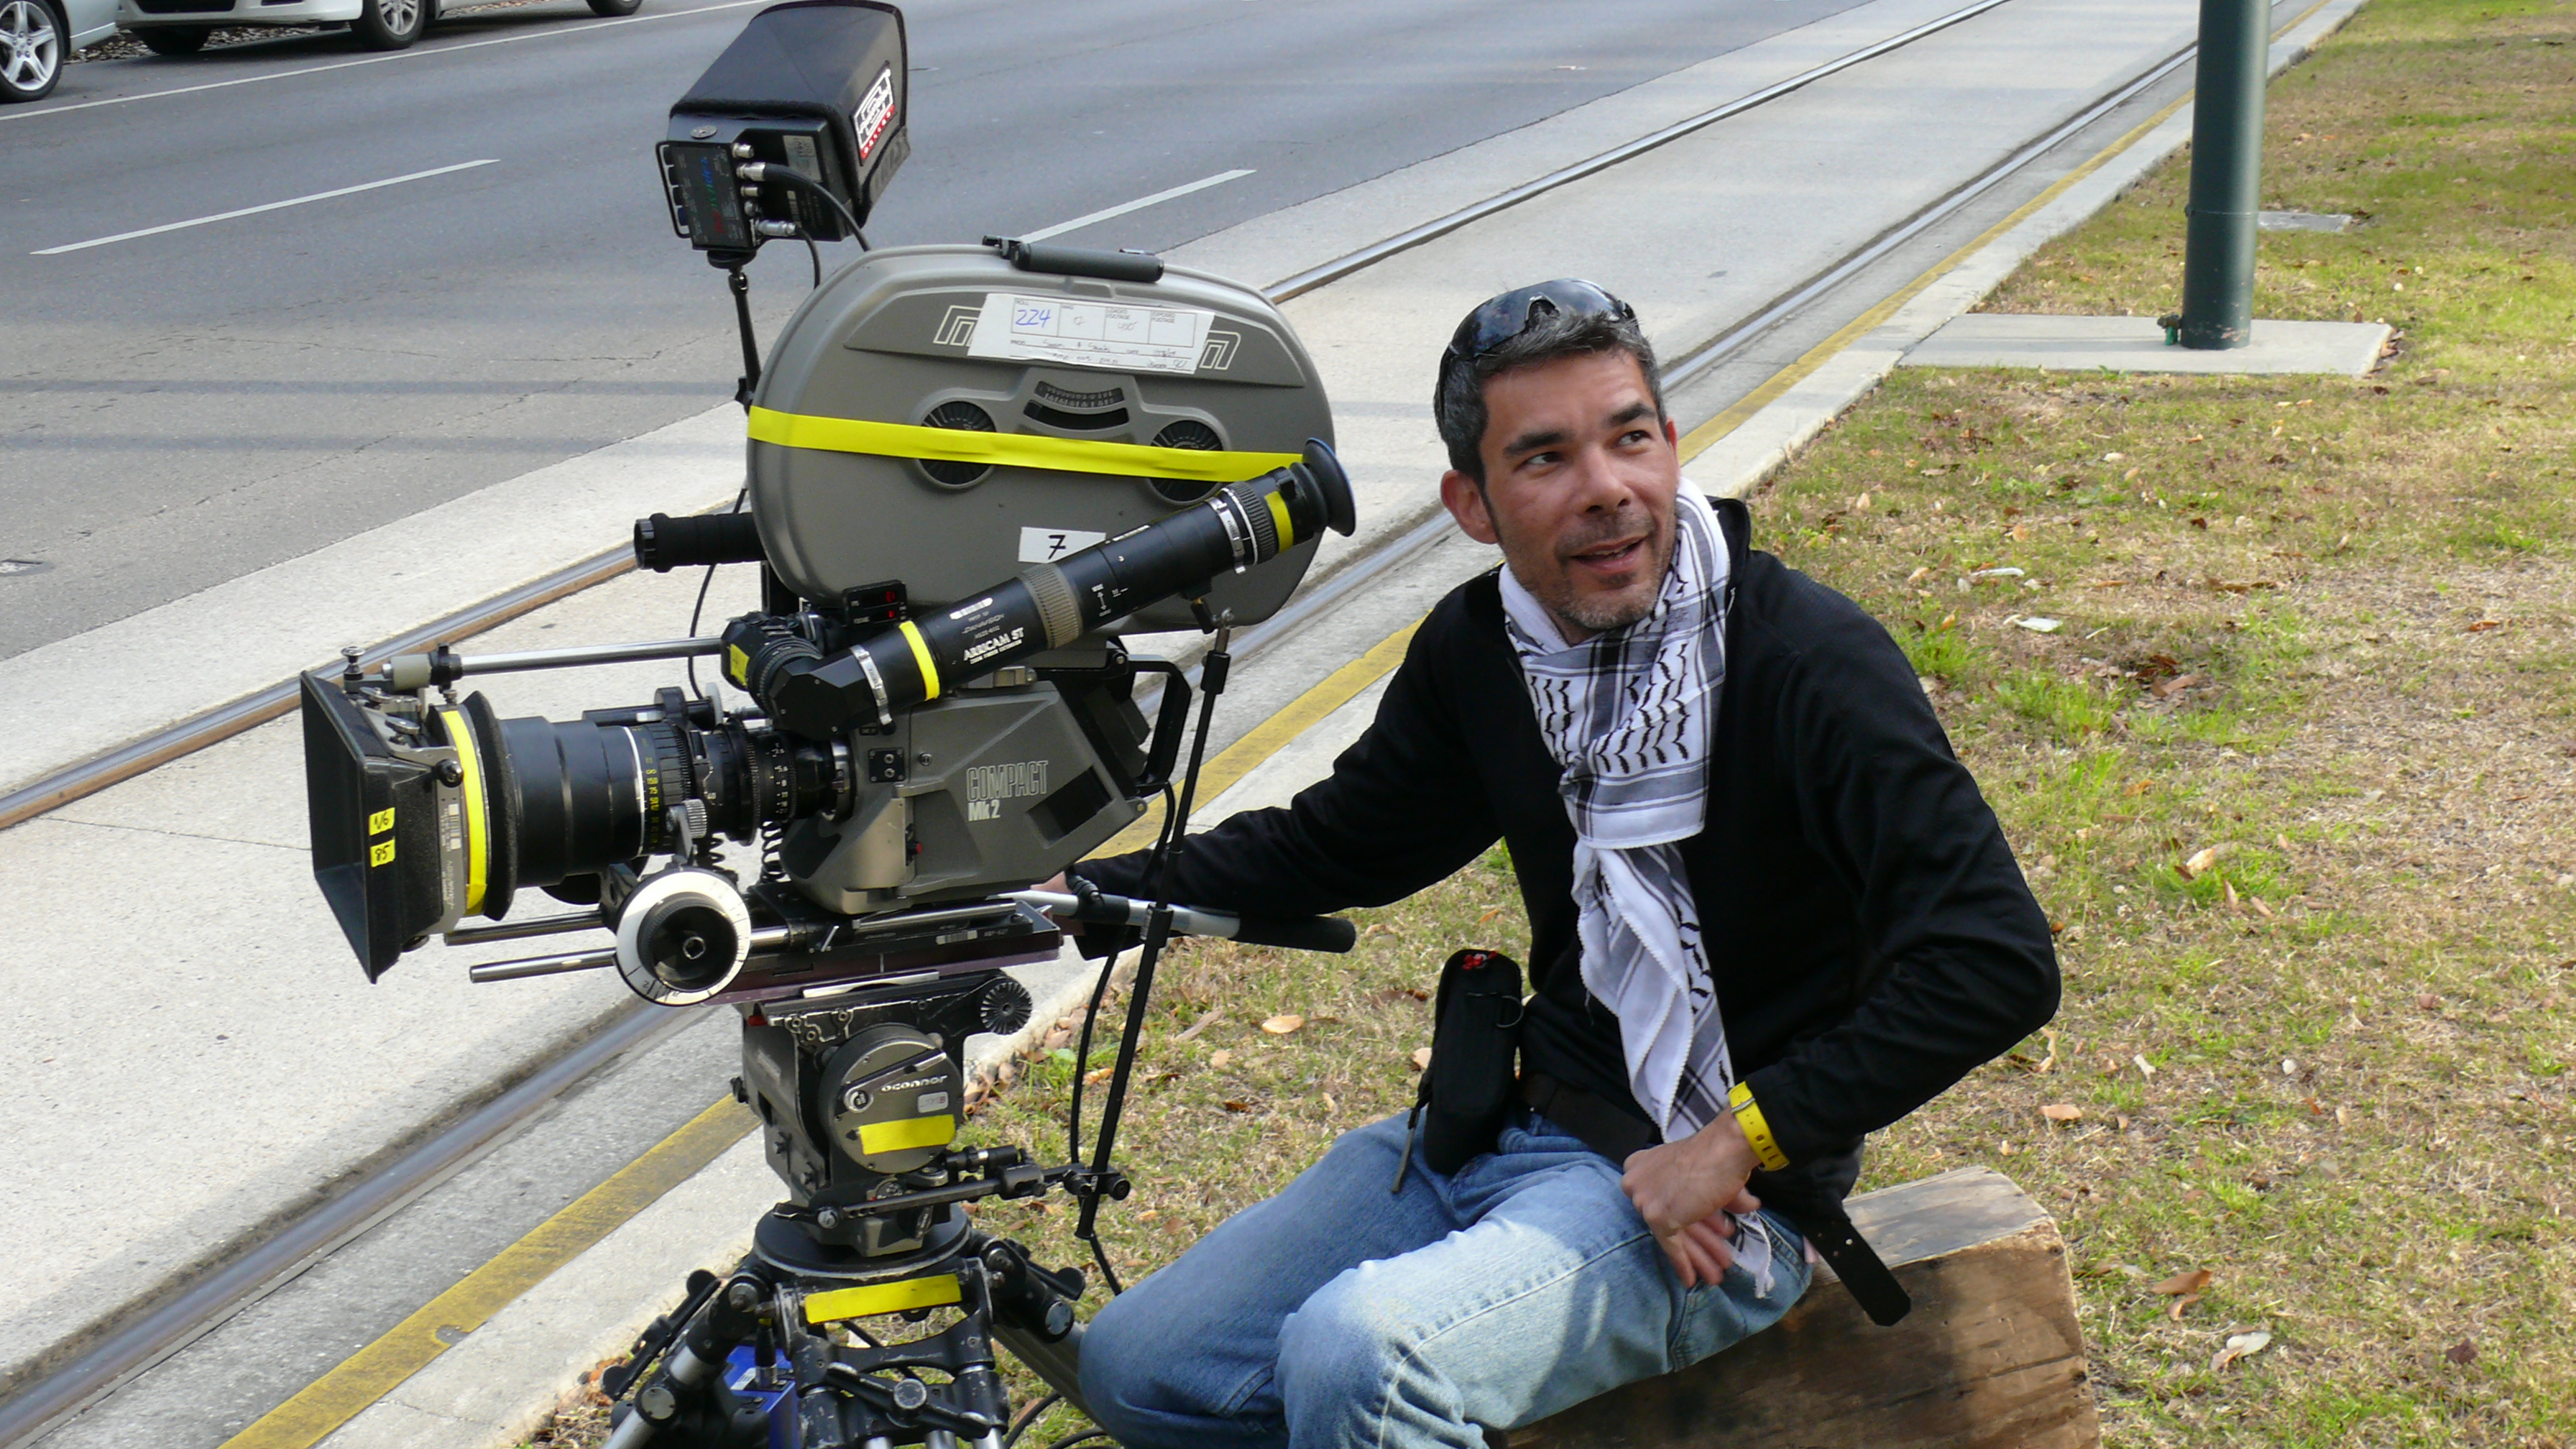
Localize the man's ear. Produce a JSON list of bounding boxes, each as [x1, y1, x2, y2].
[[1662, 415, 1680, 451], [1439, 469, 1500, 546]]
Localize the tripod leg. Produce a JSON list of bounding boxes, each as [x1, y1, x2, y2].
[[990, 1319, 1088, 1422]]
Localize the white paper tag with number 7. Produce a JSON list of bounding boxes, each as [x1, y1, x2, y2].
[[1019, 526, 1106, 564]]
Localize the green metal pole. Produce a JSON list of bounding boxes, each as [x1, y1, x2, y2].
[[2174, 0, 2268, 349]]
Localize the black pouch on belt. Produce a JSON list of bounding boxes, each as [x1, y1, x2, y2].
[[1392, 949, 1523, 1191]]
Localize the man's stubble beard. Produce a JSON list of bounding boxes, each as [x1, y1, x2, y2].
[[1503, 506, 1675, 638]]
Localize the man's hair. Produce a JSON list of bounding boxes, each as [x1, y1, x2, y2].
[[1435, 308, 1667, 484]]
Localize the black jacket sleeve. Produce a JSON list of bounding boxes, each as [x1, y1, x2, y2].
[[1078, 607, 1503, 919], [1739, 603, 2061, 1163]]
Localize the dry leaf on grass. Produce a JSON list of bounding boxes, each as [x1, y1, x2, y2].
[[1221, 1100, 1254, 1114], [2211, 1330, 2273, 1371], [1261, 1014, 1305, 1035], [2041, 1103, 2084, 1123], [2180, 845, 2226, 878], [1411, 1046, 1433, 1072], [2419, 993, 2443, 1012], [1209, 1050, 1233, 1069], [2446, 1338, 2479, 1366], [2156, 1268, 2214, 1297], [2466, 619, 2503, 632], [1172, 1008, 1223, 1043], [1083, 1065, 1115, 1085]]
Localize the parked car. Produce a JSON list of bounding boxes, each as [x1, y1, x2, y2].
[[114, 0, 640, 56], [1, 0, 116, 101]]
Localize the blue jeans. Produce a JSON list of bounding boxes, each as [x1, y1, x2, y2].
[[1077, 1108, 1811, 1448]]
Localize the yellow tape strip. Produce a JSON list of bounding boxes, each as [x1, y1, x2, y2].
[[1266, 490, 1296, 551], [855, 1113, 957, 1156], [1100, 617, 1422, 857], [748, 407, 1301, 482], [804, 1274, 962, 1325], [218, 1099, 757, 1449], [438, 707, 487, 916], [897, 621, 942, 701]]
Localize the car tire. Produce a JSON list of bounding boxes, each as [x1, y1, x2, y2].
[[351, 0, 425, 49], [0, 0, 64, 102], [586, 0, 642, 14], [136, 24, 213, 55]]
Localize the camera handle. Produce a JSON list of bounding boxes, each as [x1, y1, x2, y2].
[[1069, 617, 1234, 1282]]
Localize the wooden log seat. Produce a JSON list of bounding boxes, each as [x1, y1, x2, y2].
[[1498, 1167, 2102, 1449]]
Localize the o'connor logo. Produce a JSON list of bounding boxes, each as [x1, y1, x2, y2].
[[855, 65, 897, 160], [965, 761, 1047, 822]]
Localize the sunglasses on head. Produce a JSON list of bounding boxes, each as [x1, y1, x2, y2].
[[1439, 280, 1638, 383]]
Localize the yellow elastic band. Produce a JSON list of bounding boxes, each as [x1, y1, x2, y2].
[[1265, 489, 1295, 550], [804, 1273, 962, 1325], [1728, 1081, 1790, 1172], [896, 621, 940, 700], [748, 406, 1301, 483], [438, 708, 487, 916]]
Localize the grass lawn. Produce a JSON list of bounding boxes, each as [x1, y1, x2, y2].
[[540, 1, 2573, 1444]]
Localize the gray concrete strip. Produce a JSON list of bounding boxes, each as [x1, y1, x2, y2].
[[1901, 313, 2392, 374]]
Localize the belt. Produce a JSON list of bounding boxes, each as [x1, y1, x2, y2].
[[1519, 1073, 1911, 1326]]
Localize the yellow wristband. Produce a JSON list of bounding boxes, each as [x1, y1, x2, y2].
[[1728, 1081, 1791, 1172]]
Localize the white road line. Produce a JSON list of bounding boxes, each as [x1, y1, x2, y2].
[[0, 0, 765, 123], [1019, 169, 1256, 242], [33, 160, 500, 254]]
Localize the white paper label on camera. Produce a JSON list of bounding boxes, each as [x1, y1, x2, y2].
[[1019, 526, 1106, 564], [968, 293, 1214, 375]]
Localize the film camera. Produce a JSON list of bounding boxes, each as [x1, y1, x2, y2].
[[299, 4, 1358, 1443]]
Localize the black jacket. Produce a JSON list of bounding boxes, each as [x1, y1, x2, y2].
[[1082, 498, 2058, 1203]]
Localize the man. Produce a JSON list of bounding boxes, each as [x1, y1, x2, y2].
[[1064, 280, 2058, 1448]]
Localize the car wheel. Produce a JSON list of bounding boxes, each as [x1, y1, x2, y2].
[[351, 0, 425, 49], [0, 0, 63, 101], [586, 0, 643, 14]]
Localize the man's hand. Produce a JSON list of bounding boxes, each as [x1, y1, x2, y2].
[[1620, 1112, 1762, 1289], [1033, 873, 1080, 934]]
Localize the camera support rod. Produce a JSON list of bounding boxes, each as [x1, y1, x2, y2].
[[382, 636, 724, 691]]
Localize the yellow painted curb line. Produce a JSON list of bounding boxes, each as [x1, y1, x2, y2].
[[218, 1098, 757, 1449], [1098, 617, 1423, 857], [1678, 0, 2342, 466]]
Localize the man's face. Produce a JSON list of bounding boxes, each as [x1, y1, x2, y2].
[[1438, 349, 1681, 641]]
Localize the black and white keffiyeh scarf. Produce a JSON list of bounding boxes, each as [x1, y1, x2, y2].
[[1499, 483, 1772, 1282], [1498, 480, 1734, 1137]]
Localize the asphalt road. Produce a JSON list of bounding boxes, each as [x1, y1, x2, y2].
[[0, 0, 1872, 661]]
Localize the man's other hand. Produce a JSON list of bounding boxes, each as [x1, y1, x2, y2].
[[1620, 1113, 1762, 1288]]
